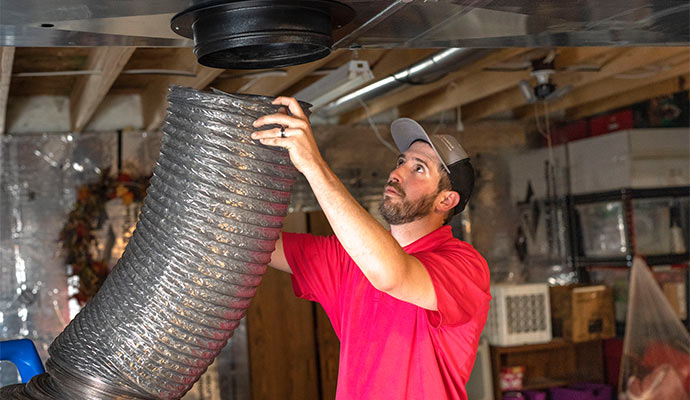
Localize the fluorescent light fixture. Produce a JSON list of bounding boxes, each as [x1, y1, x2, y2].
[[294, 60, 374, 111]]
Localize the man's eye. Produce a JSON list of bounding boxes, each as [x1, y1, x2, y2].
[[415, 165, 424, 173], [396, 159, 405, 166]]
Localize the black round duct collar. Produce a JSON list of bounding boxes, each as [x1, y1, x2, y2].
[[171, 0, 355, 69]]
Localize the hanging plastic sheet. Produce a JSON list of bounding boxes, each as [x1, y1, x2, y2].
[[619, 257, 690, 400]]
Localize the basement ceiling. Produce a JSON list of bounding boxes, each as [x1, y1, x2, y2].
[[0, 1, 688, 134]]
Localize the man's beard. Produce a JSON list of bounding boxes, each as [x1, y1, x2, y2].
[[378, 181, 437, 225]]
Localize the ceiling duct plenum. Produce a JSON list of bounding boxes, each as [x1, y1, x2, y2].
[[170, 0, 355, 69]]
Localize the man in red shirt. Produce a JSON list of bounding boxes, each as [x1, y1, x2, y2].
[[252, 97, 490, 400]]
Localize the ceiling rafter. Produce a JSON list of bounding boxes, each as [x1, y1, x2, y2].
[[458, 48, 626, 122], [141, 49, 224, 132], [338, 48, 531, 125], [70, 47, 136, 132], [518, 54, 690, 120], [210, 49, 349, 97], [567, 74, 689, 119], [0, 47, 15, 135], [401, 47, 623, 121], [282, 48, 394, 96], [514, 47, 690, 119], [463, 47, 688, 122]]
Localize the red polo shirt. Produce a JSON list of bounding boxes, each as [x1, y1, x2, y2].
[[283, 225, 490, 400]]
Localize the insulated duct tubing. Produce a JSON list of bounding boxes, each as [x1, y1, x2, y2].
[[0, 86, 303, 399]]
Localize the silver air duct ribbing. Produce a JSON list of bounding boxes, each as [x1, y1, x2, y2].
[[0, 86, 301, 399]]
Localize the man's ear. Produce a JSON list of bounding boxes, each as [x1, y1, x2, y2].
[[437, 190, 460, 213]]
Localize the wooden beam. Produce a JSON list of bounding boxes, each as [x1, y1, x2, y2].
[[0, 47, 15, 135], [70, 47, 135, 132], [281, 48, 390, 96], [514, 48, 690, 119], [279, 49, 433, 98], [359, 48, 437, 88], [462, 47, 688, 122], [553, 47, 614, 69], [146, 50, 346, 129], [338, 48, 530, 125], [141, 49, 224, 132], [212, 49, 348, 96], [567, 75, 688, 119], [406, 47, 620, 121], [519, 55, 690, 120], [398, 70, 531, 121]]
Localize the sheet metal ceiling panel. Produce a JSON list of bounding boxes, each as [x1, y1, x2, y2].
[[0, 0, 687, 47]]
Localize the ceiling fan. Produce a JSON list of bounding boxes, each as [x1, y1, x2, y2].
[[518, 57, 573, 104], [486, 49, 600, 104]]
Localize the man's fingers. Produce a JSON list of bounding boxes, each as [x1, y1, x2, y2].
[[253, 113, 303, 129], [272, 96, 307, 119], [251, 127, 282, 140], [257, 137, 289, 148], [251, 127, 301, 140]]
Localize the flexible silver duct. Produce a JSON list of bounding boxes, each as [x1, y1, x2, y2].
[[318, 47, 489, 116], [0, 86, 300, 399]]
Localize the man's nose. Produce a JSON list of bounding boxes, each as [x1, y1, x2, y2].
[[388, 166, 404, 183]]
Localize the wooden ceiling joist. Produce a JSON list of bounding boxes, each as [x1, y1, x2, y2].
[[0, 47, 15, 135], [460, 48, 626, 122], [567, 74, 689, 119], [403, 47, 625, 121], [70, 47, 136, 132], [210, 49, 349, 97], [463, 47, 688, 122], [338, 48, 530, 125], [518, 55, 690, 120], [141, 48, 224, 132]]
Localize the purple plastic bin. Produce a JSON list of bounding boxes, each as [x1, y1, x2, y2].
[[568, 383, 613, 400], [550, 383, 613, 400], [550, 387, 595, 400], [523, 390, 546, 400]]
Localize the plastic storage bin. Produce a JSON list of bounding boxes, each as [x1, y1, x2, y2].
[[485, 283, 552, 346], [550, 383, 613, 400]]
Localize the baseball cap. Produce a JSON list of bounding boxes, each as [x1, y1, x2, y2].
[[390, 118, 474, 214]]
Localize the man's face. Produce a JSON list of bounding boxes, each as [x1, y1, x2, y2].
[[379, 141, 443, 225]]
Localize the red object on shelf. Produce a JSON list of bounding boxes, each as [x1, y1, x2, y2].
[[589, 109, 633, 136], [501, 366, 526, 391], [547, 120, 589, 146], [603, 338, 623, 391]]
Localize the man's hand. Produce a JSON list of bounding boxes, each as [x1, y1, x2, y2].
[[251, 96, 324, 176]]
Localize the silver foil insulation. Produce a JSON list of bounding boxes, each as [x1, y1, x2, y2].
[[0, 86, 298, 399]]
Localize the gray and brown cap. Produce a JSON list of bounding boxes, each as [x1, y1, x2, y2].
[[390, 118, 475, 214]]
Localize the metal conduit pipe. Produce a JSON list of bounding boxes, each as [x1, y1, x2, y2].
[[0, 86, 302, 399], [319, 47, 490, 116]]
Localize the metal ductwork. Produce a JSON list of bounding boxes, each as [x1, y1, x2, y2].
[[1, 1, 687, 48], [0, 86, 303, 399], [319, 48, 489, 116], [170, 0, 355, 69]]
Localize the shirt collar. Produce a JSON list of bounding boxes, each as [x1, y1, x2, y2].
[[402, 225, 454, 253]]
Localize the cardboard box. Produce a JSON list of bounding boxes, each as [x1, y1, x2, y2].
[[662, 282, 687, 320], [550, 285, 615, 342]]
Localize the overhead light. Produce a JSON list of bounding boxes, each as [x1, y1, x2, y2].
[[294, 60, 374, 111]]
